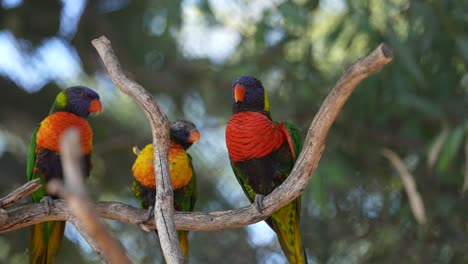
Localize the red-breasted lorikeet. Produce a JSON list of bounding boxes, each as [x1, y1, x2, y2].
[[27, 86, 102, 264], [132, 120, 200, 260], [226, 76, 307, 264]]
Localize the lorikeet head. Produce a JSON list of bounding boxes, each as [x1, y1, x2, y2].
[[170, 120, 200, 150], [50, 86, 102, 118], [231, 75, 270, 115]]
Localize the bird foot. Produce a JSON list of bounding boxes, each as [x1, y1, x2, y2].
[[40, 196, 53, 216], [145, 205, 155, 222], [254, 194, 265, 213], [137, 206, 154, 232], [138, 224, 151, 232]]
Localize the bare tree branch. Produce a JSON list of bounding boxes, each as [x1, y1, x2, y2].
[[0, 178, 41, 209], [47, 129, 132, 264], [0, 201, 147, 233], [463, 138, 468, 193], [92, 36, 183, 264], [0, 41, 393, 260], [0, 208, 7, 226], [92, 38, 392, 228], [258, 44, 394, 217], [382, 148, 427, 225]]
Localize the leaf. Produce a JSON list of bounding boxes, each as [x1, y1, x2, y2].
[[456, 35, 468, 63], [382, 148, 427, 225], [399, 93, 444, 118], [437, 124, 465, 172], [277, 2, 306, 27], [427, 122, 449, 170]]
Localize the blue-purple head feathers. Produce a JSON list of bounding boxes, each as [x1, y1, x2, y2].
[[50, 86, 101, 118], [231, 75, 268, 114], [170, 120, 200, 150]]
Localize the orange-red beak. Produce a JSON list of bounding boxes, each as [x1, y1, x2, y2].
[[234, 84, 245, 103], [88, 99, 102, 114], [188, 130, 200, 143]]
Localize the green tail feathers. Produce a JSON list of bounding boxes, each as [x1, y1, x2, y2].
[[178, 230, 190, 261], [29, 221, 66, 264], [271, 198, 307, 264]]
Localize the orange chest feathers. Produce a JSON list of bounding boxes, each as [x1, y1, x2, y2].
[[132, 142, 193, 190], [36, 112, 93, 154]]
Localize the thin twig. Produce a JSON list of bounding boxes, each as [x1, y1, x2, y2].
[[382, 148, 427, 225], [92, 36, 183, 264], [0, 178, 41, 209], [48, 129, 132, 264], [462, 139, 468, 193]]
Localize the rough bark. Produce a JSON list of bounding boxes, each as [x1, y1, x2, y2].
[[0, 39, 393, 263], [92, 36, 183, 264]]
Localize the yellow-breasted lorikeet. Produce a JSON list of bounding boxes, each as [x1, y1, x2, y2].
[[226, 76, 307, 264], [27, 86, 102, 264], [132, 120, 200, 260]]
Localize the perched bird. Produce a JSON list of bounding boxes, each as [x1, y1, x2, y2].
[[132, 120, 200, 260], [27, 86, 102, 264], [225, 76, 306, 264]]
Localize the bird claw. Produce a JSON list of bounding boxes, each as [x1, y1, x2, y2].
[[138, 223, 151, 232], [145, 205, 155, 223], [137, 206, 154, 232], [40, 196, 53, 216], [254, 194, 265, 213]]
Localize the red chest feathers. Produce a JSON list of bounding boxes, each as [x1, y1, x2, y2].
[[226, 112, 286, 162]]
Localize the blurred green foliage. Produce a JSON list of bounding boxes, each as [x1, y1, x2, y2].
[[0, 0, 467, 263]]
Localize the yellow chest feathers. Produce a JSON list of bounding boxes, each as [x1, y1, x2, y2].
[[132, 142, 193, 190]]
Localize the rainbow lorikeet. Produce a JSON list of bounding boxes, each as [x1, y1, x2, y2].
[[27, 86, 102, 264], [225, 76, 307, 264], [132, 120, 200, 260]]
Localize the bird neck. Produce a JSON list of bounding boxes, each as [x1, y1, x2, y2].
[[232, 104, 271, 119]]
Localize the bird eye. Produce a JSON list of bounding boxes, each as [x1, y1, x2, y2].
[[80, 92, 88, 99]]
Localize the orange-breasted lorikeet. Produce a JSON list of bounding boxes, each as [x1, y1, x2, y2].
[[226, 76, 307, 264], [132, 120, 200, 260], [27, 86, 102, 264]]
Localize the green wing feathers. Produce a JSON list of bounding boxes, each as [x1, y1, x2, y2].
[[29, 221, 66, 264], [27, 126, 47, 203], [174, 162, 197, 261], [187, 158, 197, 211], [230, 163, 256, 203], [26, 126, 39, 182], [284, 122, 303, 161], [173, 167, 197, 212], [27, 125, 66, 264], [132, 179, 145, 208], [280, 122, 307, 263]]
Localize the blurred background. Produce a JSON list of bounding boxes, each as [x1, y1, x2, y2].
[[0, 0, 467, 263]]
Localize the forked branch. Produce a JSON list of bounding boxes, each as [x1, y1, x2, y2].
[[0, 38, 393, 263], [92, 36, 183, 263]]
